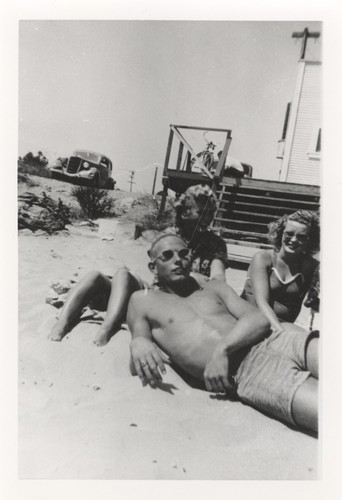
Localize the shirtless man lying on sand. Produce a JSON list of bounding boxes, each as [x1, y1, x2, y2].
[[127, 233, 319, 433]]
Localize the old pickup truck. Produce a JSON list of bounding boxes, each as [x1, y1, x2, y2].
[[50, 150, 116, 190]]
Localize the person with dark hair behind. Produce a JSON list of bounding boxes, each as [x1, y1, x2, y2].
[[240, 210, 320, 334], [170, 184, 229, 286]]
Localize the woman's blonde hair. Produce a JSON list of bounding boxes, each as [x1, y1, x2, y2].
[[267, 210, 320, 254]]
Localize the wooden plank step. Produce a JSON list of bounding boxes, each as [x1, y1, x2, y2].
[[214, 217, 269, 233], [225, 238, 272, 249], [219, 176, 320, 196], [216, 206, 311, 219], [217, 186, 320, 202], [226, 243, 267, 266], [227, 253, 253, 265], [215, 210, 281, 223], [215, 227, 269, 241], [216, 199, 319, 214], [216, 191, 320, 207]]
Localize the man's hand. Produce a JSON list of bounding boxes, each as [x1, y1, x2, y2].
[[203, 347, 234, 394], [130, 337, 167, 385]]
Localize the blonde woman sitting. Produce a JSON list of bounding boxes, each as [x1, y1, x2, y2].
[[240, 210, 320, 333]]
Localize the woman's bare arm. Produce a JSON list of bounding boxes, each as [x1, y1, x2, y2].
[[248, 251, 283, 331], [209, 258, 226, 281]]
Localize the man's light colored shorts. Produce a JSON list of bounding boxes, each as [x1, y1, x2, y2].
[[234, 326, 318, 426]]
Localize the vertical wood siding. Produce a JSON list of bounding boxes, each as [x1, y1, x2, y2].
[[287, 62, 321, 185]]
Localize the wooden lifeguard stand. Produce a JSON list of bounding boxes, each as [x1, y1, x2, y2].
[[158, 124, 232, 202], [158, 123, 320, 265]]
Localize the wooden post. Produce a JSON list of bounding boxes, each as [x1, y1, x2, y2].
[[212, 184, 226, 229], [176, 142, 184, 171], [170, 125, 213, 180], [158, 184, 169, 218], [151, 166, 158, 195], [128, 170, 135, 192], [185, 152, 192, 172], [158, 128, 174, 217], [214, 131, 232, 180]]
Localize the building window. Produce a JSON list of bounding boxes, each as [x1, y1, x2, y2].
[[316, 128, 321, 152], [308, 126, 321, 159], [281, 102, 292, 140]]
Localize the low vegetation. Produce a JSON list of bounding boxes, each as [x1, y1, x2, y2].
[[18, 191, 71, 233], [18, 159, 51, 179], [124, 193, 175, 232], [71, 186, 115, 219], [17, 168, 175, 235]]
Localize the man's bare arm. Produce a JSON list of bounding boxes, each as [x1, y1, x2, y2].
[[127, 292, 167, 383], [210, 280, 270, 353], [203, 281, 270, 392]]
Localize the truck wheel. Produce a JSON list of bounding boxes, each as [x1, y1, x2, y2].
[[105, 178, 115, 190]]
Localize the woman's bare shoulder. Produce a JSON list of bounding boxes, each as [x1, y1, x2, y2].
[[250, 249, 274, 268]]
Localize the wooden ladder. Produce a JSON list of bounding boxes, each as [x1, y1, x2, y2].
[[212, 177, 320, 263]]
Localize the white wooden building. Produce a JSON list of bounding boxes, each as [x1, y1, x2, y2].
[[277, 32, 321, 186]]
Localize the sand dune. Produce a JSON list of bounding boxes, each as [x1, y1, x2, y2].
[[18, 213, 319, 480]]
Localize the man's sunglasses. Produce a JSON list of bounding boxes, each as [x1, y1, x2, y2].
[[152, 248, 191, 263]]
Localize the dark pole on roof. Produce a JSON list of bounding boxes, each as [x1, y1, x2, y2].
[[292, 28, 320, 60]]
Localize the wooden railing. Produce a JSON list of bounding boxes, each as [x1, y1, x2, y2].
[[159, 126, 320, 263], [159, 124, 232, 212]]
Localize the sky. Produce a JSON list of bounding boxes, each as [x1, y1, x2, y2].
[[19, 20, 321, 193]]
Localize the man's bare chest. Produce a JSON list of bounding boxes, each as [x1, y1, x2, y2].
[[150, 289, 228, 320]]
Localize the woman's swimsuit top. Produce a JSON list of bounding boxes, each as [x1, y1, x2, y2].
[[241, 265, 306, 323], [270, 267, 302, 286]]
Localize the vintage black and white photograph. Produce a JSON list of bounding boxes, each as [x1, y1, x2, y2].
[[10, 9, 328, 484]]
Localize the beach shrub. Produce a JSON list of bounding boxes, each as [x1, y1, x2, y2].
[[131, 193, 159, 211], [124, 193, 175, 232], [137, 209, 175, 232], [18, 159, 51, 179], [71, 186, 115, 219], [18, 191, 71, 233]]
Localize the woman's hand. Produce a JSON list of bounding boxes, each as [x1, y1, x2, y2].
[[130, 337, 167, 385]]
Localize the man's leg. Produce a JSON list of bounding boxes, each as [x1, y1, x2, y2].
[[306, 336, 319, 379], [291, 376, 318, 433], [93, 268, 143, 346], [48, 271, 111, 341], [291, 336, 319, 432]]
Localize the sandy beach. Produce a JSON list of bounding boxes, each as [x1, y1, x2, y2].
[[18, 178, 319, 480]]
